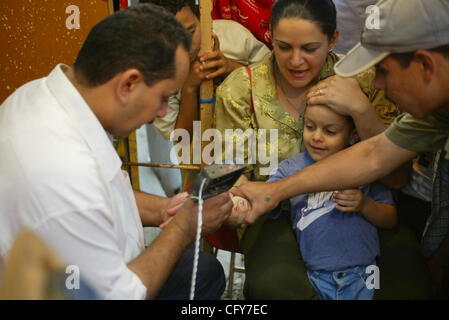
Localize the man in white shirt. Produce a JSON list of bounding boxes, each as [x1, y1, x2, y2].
[[0, 4, 233, 299]]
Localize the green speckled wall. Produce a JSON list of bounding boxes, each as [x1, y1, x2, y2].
[[0, 0, 110, 103]]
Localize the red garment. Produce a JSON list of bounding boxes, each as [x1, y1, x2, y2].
[[213, 0, 274, 49], [101, 0, 128, 10], [120, 0, 128, 9]]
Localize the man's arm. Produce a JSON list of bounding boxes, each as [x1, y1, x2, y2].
[[128, 193, 233, 299], [234, 133, 418, 224], [128, 202, 194, 300], [134, 190, 170, 227]]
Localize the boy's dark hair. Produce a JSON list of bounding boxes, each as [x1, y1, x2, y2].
[[270, 0, 337, 40], [391, 44, 449, 68], [73, 4, 191, 88], [304, 104, 356, 132], [139, 0, 199, 18]]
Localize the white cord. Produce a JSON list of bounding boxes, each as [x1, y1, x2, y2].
[[189, 178, 207, 300]]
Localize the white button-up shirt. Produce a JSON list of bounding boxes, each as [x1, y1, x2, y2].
[[0, 65, 147, 299]]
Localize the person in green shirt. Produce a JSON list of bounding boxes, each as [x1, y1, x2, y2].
[[234, 0, 449, 298]]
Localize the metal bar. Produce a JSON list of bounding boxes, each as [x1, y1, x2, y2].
[[122, 162, 201, 171]]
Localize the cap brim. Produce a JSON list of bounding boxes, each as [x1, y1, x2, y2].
[[334, 42, 390, 77]]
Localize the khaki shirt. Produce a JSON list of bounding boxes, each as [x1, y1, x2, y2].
[[385, 106, 449, 160], [215, 51, 398, 181]]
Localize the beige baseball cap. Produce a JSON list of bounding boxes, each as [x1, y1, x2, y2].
[[334, 0, 449, 77]]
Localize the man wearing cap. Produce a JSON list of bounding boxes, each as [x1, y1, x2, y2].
[[233, 0, 449, 297]]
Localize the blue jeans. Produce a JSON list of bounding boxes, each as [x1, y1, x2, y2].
[[307, 265, 375, 300]]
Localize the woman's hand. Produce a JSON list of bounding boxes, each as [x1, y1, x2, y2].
[[306, 75, 388, 140], [306, 75, 372, 117]]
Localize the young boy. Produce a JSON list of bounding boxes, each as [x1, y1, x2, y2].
[[267, 104, 398, 300]]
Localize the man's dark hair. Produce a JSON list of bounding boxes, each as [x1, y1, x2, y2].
[[139, 0, 199, 18], [391, 44, 449, 68], [73, 4, 191, 87]]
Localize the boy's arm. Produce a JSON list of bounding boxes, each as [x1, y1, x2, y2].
[[333, 189, 397, 229], [359, 197, 397, 229], [198, 34, 244, 80], [175, 84, 199, 137]]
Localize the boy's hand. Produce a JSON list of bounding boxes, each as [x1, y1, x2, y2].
[[231, 181, 281, 224], [225, 194, 250, 228], [427, 258, 445, 296], [183, 59, 207, 91], [333, 189, 365, 213], [198, 33, 241, 80]]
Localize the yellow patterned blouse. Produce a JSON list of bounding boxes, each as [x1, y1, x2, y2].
[[214, 51, 398, 182]]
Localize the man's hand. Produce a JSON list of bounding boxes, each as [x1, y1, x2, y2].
[[333, 189, 365, 212], [161, 192, 233, 238], [159, 192, 189, 228], [200, 192, 234, 236], [231, 181, 280, 225]]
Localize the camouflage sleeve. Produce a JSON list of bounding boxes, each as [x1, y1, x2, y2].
[[385, 112, 449, 155]]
